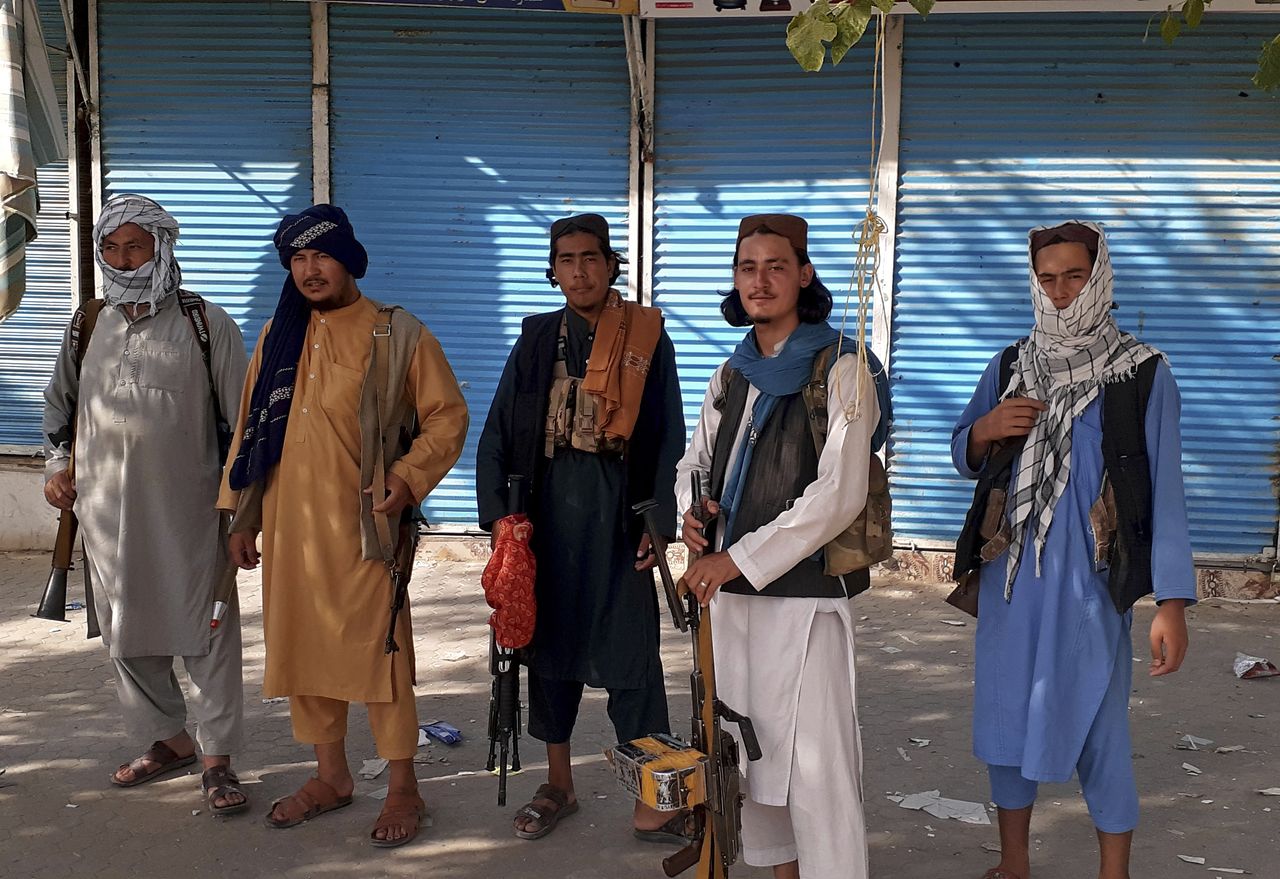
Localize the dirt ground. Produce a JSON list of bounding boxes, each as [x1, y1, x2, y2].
[[0, 548, 1276, 879]]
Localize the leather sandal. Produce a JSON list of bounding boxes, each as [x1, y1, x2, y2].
[[633, 810, 693, 845], [201, 765, 250, 817], [369, 790, 428, 849], [264, 777, 353, 829], [513, 783, 579, 840], [110, 740, 197, 788]]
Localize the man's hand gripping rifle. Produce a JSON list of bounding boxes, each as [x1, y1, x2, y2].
[[630, 473, 761, 879]]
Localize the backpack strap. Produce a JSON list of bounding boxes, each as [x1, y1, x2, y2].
[[996, 340, 1024, 398], [69, 298, 105, 379], [177, 290, 233, 463], [800, 343, 839, 456], [369, 305, 400, 568]]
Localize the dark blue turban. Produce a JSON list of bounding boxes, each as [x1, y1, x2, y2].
[[228, 204, 368, 491], [273, 203, 369, 278]]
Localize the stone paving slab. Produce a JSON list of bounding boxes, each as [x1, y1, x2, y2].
[[0, 549, 1276, 879]]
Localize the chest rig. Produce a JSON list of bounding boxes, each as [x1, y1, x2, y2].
[[543, 311, 625, 458]]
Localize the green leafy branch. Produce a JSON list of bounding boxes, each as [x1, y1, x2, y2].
[[789, 0, 1279, 91], [1150, 0, 1279, 90], [786, 0, 934, 73]]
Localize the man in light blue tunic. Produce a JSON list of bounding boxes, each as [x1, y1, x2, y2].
[[951, 221, 1195, 879]]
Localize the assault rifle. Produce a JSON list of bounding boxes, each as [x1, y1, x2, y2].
[[631, 473, 761, 879], [485, 475, 527, 806]]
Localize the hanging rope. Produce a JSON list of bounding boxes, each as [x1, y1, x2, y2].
[[831, 11, 889, 424]]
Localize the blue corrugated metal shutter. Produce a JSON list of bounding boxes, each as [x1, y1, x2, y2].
[[98, 0, 313, 344], [891, 13, 1280, 558], [0, 0, 70, 447], [651, 19, 880, 433], [328, 6, 632, 524]]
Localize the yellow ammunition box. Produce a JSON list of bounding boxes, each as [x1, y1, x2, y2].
[[607, 733, 708, 812]]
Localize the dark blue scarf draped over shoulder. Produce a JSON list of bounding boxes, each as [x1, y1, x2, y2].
[[227, 205, 369, 491], [718, 320, 891, 546]]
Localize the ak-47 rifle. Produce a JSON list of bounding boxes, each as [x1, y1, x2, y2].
[[34, 303, 102, 639], [33, 499, 101, 639], [631, 473, 761, 879], [485, 475, 526, 806]]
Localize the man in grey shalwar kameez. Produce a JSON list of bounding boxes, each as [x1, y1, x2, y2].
[[41, 194, 250, 816]]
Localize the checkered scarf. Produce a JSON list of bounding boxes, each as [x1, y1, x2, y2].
[[92, 194, 182, 308], [1000, 221, 1163, 597]]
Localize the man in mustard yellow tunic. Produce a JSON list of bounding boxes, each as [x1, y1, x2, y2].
[[218, 205, 468, 848]]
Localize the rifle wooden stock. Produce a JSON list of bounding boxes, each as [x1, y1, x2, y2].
[[51, 509, 77, 571]]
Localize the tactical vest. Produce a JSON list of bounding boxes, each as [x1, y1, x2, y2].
[[952, 344, 1159, 614], [708, 344, 887, 599], [543, 311, 625, 458]]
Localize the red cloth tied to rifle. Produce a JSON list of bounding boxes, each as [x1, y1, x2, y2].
[[482, 513, 537, 649]]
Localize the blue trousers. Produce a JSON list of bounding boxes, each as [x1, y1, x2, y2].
[[987, 646, 1139, 834]]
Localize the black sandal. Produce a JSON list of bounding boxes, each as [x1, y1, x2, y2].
[[513, 783, 579, 840], [633, 810, 693, 845], [201, 765, 250, 817]]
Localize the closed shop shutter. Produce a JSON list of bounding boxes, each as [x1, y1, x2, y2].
[[891, 13, 1280, 558], [329, 6, 632, 523], [98, 0, 314, 346], [650, 18, 881, 436]]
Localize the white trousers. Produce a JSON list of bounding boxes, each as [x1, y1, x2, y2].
[[740, 611, 868, 879]]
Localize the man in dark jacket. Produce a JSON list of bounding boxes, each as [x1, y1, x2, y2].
[[476, 214, 687, 843]]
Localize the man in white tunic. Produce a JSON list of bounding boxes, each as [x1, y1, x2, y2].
[[42, 194, 250, 815], [677, 215, 887, 879]]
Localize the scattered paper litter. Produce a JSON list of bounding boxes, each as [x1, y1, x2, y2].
[[896, 747, 911, 762], [261, 697, 288, 704], [1177, 855, 1205, 864], [940, 620, 966, 627], [1206, 869, 1248, 875], [881, 646, 903, 655], [191, 809, 201, 816], [1166, 829, 1186, 837], [65, 803, 78, 809], [441, 649, 469, 662], [1215, 745, 1245, 754], [909, 738, 931, 748], [367, 786, 389, 801], [1256, 788, 1280, 796], [892, 790, 991, 825], [1176, 734, 1214, 751], [1182, 763, 1202, 775], [1233, 652, 1279, 679], [980, 841, 1002, 853], [358, 758, 389, 780]]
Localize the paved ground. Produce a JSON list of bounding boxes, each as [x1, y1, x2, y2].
[[0, 548, 1276, 879]]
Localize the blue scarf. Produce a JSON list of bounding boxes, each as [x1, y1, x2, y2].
[[718, 321, 839, 545], [227, 205, 369, 491]]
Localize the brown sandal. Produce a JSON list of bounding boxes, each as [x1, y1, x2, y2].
[[201, 765, 250, 817], [110, 740, 196, 788], [264, 777, 353, 829], [513, 783, 579, 840], [369, 790, 427, 848]]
